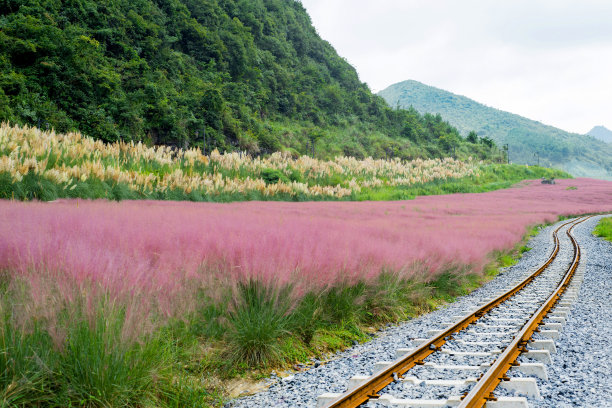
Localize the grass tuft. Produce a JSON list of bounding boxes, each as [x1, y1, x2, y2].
[[224, 281, 293, 368], [54, 303, 167, 407], [593, 217, 612, 242], [288, 293, 321, 345], [364, 273, 411, 323], [0, 305, 55, 407], [319, 282, 367, 327]]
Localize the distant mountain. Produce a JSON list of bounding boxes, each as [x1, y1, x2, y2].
[[379, 80, 612, 180], [587, 126, 612, 143]]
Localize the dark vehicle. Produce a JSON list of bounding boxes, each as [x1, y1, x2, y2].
[[541, 177, 556, 184]]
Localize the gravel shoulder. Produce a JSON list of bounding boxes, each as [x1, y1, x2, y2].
[[531, 215, 612, 407], [227, 216, 611, 408]]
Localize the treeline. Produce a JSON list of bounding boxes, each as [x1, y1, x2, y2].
[[0, 0, 499, 160]]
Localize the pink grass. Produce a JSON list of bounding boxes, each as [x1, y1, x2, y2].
[[1, 178, 611, 327]]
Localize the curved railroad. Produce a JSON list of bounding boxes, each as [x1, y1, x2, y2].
[[317, 216, 591, 408]]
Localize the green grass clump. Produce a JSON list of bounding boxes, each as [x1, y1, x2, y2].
[[0, 283, 222, 408], [0, 309, 55, 407], [498, 255, 517, 268], [224, 281, 293, 368], [208, 270, 483, 376], [54, 305, 167, 407], [594, 217, 612, 242]]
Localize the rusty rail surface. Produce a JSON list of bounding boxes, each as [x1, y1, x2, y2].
[[323, 218, 582, 408], [457, 216, 590, 407]]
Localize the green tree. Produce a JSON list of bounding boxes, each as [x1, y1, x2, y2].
[[467, 131, 478, 143], [0, 0, 500, 162]]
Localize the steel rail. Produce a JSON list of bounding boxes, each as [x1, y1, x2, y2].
[[457, 216, 591, 407], [322, 218, 580, 408]]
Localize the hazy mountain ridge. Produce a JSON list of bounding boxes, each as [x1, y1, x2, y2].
[[588, 126, 612, 143], [379, 80, 612, 179]]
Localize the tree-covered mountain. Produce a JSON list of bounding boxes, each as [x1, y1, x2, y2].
[[379, 80, 612, 180], [0, 0, 499, 161], [587, 126, 612, 144]]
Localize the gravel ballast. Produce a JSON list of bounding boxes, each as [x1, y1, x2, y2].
[[528, 215, 612, 407], [227, 216, 612, 408]]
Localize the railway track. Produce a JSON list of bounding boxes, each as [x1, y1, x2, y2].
[[317, 216, 590, 408]]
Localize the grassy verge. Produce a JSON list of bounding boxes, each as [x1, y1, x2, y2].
[[1, 123, 572, 202], [0, 171, 336, 203], [0, 221, 556, 407], [594, 216, 612, 241], [0, 164, 570, 203], [356, 165, 569, 201]]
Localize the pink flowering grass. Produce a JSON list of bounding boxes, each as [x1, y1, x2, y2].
[[1, 178, 611, 333]]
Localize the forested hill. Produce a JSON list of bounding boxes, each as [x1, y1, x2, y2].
[[0, 0, 498, 161], [379, 80, 612, 180]]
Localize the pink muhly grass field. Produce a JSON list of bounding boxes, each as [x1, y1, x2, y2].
[[1, 178, 611, 325]]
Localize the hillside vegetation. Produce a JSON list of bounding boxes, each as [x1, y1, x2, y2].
[[379, 80, 612, 180], [588, 126, 612, 144], [0, 123, 569, 203], [1, 0, 497, 161]]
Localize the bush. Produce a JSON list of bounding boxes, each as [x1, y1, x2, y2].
[[0, 172, 24, 200], [111, 182, 136, 201], [260, 168, 288, 184], [21, 172, 58, 201]]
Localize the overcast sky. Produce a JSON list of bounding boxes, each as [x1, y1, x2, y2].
[[299, 0, 612, 135]]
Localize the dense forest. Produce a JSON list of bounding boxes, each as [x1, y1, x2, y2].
[[0, 0, 500, 160], [379, 80, 612, 179]]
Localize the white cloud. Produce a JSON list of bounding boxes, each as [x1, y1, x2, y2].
[[299, 0, 612, 134]]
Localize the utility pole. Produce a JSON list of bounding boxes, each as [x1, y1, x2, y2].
[[202, 128, 207, 155], [534, 152, 540, 166], [503, 144, 509, 164]]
